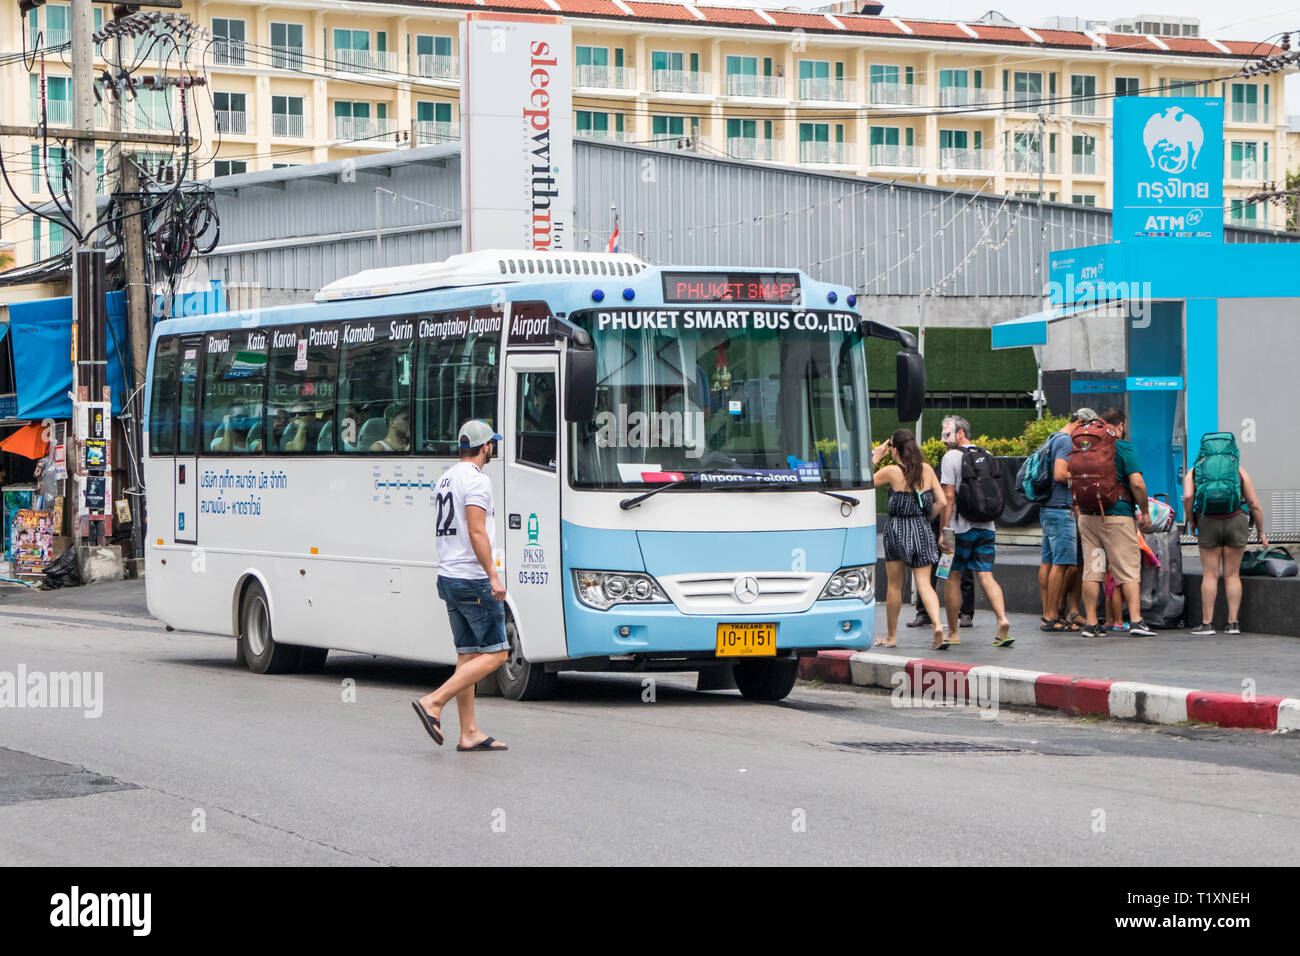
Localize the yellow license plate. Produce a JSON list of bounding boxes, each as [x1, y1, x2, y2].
[[716, 622, 777, 657]]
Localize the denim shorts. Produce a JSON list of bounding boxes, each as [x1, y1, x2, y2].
[[436, 575, 508, 654], [951, 528, 996, 574], [1040, 507, 1079, 566]]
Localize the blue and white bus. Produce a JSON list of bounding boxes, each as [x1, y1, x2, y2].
[[143, 251, 922, 700]]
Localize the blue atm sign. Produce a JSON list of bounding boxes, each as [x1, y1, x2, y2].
[[1113, 97, 1223, 244]]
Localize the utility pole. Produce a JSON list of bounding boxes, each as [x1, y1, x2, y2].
[[70, 0, 96, 243], [69, 0, 111, 548], [114, 8, 151, 562]]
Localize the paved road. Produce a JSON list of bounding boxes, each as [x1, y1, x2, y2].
[[1, 586, 1298, 865]]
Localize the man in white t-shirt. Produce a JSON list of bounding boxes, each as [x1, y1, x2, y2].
[[412, 419, 510, 753]]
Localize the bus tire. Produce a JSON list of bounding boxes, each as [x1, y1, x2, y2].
[[239, 581, 299, 675], [734, 659, 799, 701], [496, 612, 557, 701], [297, 647, 329, 673]]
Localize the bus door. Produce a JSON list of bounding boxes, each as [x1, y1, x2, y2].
[[174, 336, 201, 544], [503, 352, 563, 643]]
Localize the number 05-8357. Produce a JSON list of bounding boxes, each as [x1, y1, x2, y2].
[[518, 570, 549, 585]]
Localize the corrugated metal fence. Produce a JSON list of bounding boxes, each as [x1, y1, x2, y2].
[[203, 140, 1296, 298]]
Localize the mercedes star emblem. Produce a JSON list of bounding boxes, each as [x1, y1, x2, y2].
[[735, 576, 760, 604]]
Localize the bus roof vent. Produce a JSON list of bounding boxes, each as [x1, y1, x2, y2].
[[316, 249, 649, 302]]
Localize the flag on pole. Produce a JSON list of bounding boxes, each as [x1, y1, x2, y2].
[[607, 214, 620, 254]]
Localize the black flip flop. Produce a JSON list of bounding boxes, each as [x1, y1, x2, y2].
[[412, 701, 444, 746], [457, 736, 508, 753]]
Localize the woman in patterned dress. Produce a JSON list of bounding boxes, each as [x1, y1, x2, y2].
[[871, 429, 949, 650]]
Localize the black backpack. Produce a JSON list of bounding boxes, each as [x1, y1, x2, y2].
[[956, 445, 1005, 523]]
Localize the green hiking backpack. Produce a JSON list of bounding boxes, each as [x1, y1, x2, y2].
[[1192, 433, 1243, 516]]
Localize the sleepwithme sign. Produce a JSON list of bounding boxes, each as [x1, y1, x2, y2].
[[460, 13, 573, 253], [1113, 97, 1223, 243]]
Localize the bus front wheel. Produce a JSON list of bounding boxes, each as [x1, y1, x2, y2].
[[239, 580, 300, 674], [496, 613, 557, 701], [734, 659, 799, 702]]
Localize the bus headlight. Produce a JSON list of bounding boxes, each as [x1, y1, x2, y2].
[[572, 570, 669, 611], [818, 566, 874, 603]]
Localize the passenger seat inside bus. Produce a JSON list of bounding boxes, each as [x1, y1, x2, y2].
[[357, 418, 388, 451], [316, 420, 335, 452]]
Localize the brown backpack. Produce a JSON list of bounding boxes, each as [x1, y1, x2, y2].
[[1069, 420, 1124, 513]]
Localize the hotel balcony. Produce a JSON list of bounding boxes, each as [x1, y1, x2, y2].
[[800, 141, 855, 165], [575, 65, 636, 90], [870, 144, 923, 168]]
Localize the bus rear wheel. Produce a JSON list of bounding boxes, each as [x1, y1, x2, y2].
[[496, 613, 557, 701], [734, 659, 799, 701], [239, 581, 300, 674]]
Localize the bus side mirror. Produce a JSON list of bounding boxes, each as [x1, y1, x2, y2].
[[896, 349, 925, 423], [859, 318, 925, 423], [565, 347, 597, 423]]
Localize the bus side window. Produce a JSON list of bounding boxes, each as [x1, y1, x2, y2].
[[516, 371, 556, 471], [148, 337, 179, 455], [177, 341, 200, 456], [267, 326, 339, 454], [415, 310, 500, 456], [202, 334, 266, 455], [338, 322, 413, 453]]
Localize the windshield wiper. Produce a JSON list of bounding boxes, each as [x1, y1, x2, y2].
[[818, 489, 860, 507], [619, 470, 779, 510], [619, 473, 698, 511]]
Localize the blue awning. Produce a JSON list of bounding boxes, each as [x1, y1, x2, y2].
[[6, 292, 129, 419], [991, 304, 1096, 349]]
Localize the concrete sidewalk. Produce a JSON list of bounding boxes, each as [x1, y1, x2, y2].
[[883, 535, 1299, 637], [798, 606, 1300, 731], [862, 607, 1300, 699]]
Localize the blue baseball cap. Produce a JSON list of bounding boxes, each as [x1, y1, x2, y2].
[[458, 420, 503, 448]]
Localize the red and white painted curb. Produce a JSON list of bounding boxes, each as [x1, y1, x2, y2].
[[798, 651, 1300, 732]]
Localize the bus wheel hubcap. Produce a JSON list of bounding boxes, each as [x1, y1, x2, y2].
[[504, 620, 525, 683], [246, 596, 269, 657]]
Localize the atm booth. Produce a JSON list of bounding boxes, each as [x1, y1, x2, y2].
[[993, 241, 1300, 540]]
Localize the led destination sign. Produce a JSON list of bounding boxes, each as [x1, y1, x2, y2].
[[662, 272, 801, 305]]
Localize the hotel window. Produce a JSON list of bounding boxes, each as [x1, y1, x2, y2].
[[211, 18, 246, 65], [1115, 76, 1140, 97], [270, 23, 304, 69], [1007, 71, 1043, 109]]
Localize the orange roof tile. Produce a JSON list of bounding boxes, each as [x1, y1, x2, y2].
[[553, 0, 626, 14], [396, 1, 1270, 59], [838, 16, 908, 35], [625, 1, 698, 21], [695, 6, 767, 26]]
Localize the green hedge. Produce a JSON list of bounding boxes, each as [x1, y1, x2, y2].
[[871, 408, 1034, 444], [866, 326, 1037, 392]]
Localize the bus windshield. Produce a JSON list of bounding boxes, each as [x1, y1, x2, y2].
[[569, 309, 871, 490]]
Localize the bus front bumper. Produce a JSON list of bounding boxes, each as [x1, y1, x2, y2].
[[561, 597, 874, 660]]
